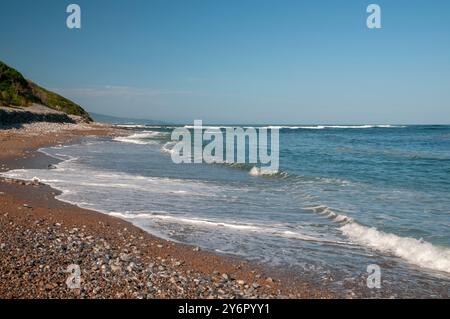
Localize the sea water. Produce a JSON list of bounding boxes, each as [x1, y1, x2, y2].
[[3, 124, 449, 297]]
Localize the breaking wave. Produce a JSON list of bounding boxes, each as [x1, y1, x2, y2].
[[161, 141, 177, 154], [249, 166, 288, 177], [341, 222, 450, 274], [269, 125, 405, 130], [304, 205, 450, 274], [182, 124, 405, 130], [114, 132, 167, 145]]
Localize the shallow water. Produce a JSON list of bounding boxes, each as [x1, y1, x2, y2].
[[3, 124, 449, 297]]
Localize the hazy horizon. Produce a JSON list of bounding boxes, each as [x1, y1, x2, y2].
[[91, 112, 450, 126], [91, 111, 450, 126]]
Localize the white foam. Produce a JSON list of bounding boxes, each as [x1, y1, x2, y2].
[[295, 125, 405, 130], [295, 126, 325, 130], [161, 141, 177, 155], [110, 212, 260, 230], [249, 166, 279, 177], [182, 124, 405, 131], [304, 205, 450, 274], [184, 125, 226, 130], [114, 132, 164, 145], [116, 124, 148, 128], [341, 222, 450, 274], [108, 212, 334, 243]]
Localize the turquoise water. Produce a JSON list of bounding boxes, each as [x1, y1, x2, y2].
[[3, 124, 450, 297]]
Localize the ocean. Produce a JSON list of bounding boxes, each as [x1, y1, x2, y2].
[[3, 124, 450, 297]]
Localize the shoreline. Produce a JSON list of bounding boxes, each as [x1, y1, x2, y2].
[[0, 122, 331, 299]]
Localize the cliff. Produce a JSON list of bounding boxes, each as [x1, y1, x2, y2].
[[0, 61, 92, 124]]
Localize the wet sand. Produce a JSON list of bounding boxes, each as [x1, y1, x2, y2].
[[0, 122, 331, 298]]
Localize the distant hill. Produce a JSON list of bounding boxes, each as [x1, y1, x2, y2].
[[0, 61, 92, 122], [90, 112, 168, 125]]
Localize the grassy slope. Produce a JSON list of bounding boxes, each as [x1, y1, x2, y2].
[[0, 61, 92, 121]]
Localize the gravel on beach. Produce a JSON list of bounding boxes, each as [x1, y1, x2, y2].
[[0, 122, 330, 299]]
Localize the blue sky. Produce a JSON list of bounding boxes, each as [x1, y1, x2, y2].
[[1, 0, 449, 124]]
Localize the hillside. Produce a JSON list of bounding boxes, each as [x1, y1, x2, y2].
[[0, 61, 92, 122]]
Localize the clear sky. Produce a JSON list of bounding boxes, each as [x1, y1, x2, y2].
[[1, 0, 449, 124]]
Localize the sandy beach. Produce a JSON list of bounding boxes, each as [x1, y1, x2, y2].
[[0, 122, 330, 299]]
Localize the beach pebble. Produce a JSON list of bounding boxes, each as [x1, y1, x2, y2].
[[126, 262, 136, 272], [119, 253, 130, 262], [111, 264, 122, 272]]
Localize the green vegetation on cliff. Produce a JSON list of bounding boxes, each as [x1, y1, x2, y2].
[[0, 61, 92, 121]]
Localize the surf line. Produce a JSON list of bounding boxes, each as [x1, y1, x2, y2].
[[169, 120, 280, 171]]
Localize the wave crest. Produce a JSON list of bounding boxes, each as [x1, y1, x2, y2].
[[114, 132, 166, 145], [249, 166, 288, 177], [341, 222, 450, 274], [304, 205, 450, 274]]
